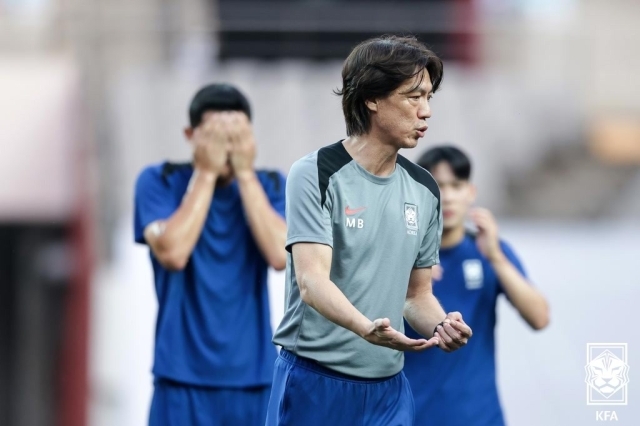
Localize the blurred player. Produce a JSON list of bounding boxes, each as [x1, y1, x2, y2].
[[265, 36, 473, 426], [133, 84, 287, 426], [404, 145, 550, 426]]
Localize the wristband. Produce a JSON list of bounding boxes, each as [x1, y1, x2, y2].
[[433, 321, 446, 337]]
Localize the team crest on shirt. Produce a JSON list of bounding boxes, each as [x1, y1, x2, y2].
[[463, 260, 483, 289], [404, 203, 418, 235]]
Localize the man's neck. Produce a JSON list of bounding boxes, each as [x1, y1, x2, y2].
[[342, 133, 398, 177], [441, 225, 466, 249]]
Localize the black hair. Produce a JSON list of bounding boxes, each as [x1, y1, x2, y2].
[[334, 35, 443, 136], [188, 83, 252, 128], [417, 145, 472, 180]]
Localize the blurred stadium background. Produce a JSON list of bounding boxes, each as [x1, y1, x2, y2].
[[1, 0, 639, 425]]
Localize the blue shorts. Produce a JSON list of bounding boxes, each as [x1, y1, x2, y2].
[[149, 378, 270, 426], [266, 349, 414, 426]]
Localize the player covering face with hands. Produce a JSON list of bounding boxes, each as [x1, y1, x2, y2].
[[188, 110, 256, 183], [134, 84, 287, 426]]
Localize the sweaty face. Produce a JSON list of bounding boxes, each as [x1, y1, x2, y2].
[[370, 70, 432, 149], [430, 162, 475, 231]]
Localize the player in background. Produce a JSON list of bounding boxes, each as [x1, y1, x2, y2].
[[404, 145, 550, 426], [266, 35, 473, 426], [133, 84, 287, 426]]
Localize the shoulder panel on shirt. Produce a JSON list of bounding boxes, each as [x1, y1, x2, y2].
[[257, 169, 283, 193], [161, 161, 192, 184], [317, 141, 352, 208], [396, 155, 440, 214], [465, 229, 478, 240]]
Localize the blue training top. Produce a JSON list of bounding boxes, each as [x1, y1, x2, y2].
[[134, 162, 286, 388], [403, 232, 527, 426]]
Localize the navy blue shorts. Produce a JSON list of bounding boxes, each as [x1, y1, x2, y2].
[[149, 378, 270, 426], [266, 349, 414, 426]]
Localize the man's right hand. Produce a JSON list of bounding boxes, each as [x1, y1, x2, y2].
[[192, 113, 230, 175], [361, 318, 440, 352]]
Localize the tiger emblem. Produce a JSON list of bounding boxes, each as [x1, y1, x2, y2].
[[404, 203, 418, 231], [585, 350, 630, 398]]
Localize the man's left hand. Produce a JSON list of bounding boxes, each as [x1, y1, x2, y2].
[[227, 112, 256, 179], [469, 208, 504, 263], [434, 311, 473, 352]]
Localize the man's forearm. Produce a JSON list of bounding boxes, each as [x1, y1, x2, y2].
[[299, 274, 372, 338], [491, 255, 549, 330], [237, 171, 287, 269], [404, 294, 447, 338], [151, 169, 216, 266]]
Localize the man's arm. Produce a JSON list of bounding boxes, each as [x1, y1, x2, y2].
[[229, 113, 287, 270], [143, 115, 229, 271], [237, 173, 287, 270], [404, 267, 472, 352], [144, 169, 216, 270], [293, 243, 438, 352], [470, 208, 550, 330], [491, 257, 549, 330]]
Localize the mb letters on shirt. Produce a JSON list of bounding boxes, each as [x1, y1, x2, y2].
[[343, 202, 420, 234]]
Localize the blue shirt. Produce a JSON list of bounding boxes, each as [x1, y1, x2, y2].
[[134, 162, 286, 388], [403, 232, 527, 426]]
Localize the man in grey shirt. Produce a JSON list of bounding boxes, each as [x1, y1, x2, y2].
[[266, 35, 473, 426]]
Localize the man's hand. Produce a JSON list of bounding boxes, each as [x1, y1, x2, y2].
[[228, 112, 256, 179], [470, 208, 504, 263], [433, 312, 473, 352], [362, 318, 440, 352], [192, 114, 230, 175]]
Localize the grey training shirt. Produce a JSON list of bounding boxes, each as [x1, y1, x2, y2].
[[273, 141, 442, 378]]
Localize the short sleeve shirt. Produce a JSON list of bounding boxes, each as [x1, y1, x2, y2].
[[272, 141, 442, 378]]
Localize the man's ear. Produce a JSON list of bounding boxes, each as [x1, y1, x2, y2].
[[365, 99, 378, 112], [184, 127, 194, 141]]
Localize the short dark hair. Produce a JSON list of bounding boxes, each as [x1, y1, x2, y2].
[[417, 145, 472, 180], [335, 35, 443, 136], [188, 83, 252, 128]]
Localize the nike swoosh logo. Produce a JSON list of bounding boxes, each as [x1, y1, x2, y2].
[[345, 206, 367, 215]]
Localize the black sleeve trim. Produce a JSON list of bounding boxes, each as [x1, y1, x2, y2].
[[317, 141, 352, 208], [161, 162, 192, 184], [396, 155, 441, 215], [259, 170, 282, 193]]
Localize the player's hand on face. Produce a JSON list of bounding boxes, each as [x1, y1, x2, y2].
[[469, 208, 502, 262], [363, 318, 440, 352], [434, 311, 473, 353], [192, 113, 230, 175], [227, 112, 256, 178]]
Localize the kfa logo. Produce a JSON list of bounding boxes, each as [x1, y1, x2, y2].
[[595, 411, 618, 421], [585, 343, 629, 406], [345, 205, 366, 229], [404, 203, 418, 235]]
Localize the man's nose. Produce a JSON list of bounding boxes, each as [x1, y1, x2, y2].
[[418, 99, 431, 119]]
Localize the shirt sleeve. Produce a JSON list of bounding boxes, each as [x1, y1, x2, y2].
[[414, 198, 443, 268], [499, 240, 528, 278], [263, 170, 287, 219], [285, 156, 333, 252], [133, 165, 180, 245], [496, 240, 529, 297]]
